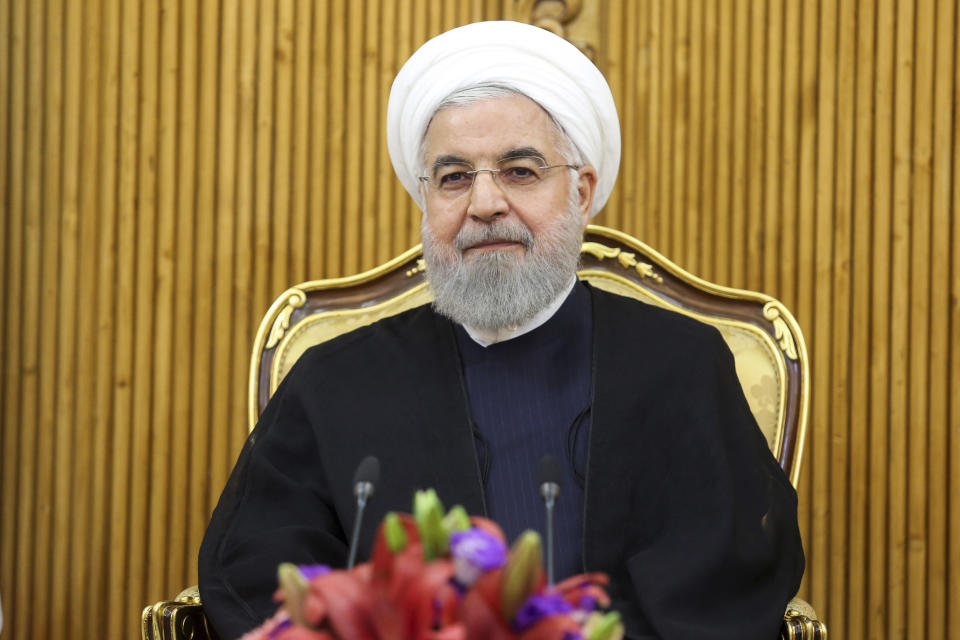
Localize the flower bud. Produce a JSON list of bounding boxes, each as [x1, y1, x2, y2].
[[499, 530, 543, 623], [414, 488, 446, 560], [383, 512, 408, 553], [443, 504, 471, 535], [584, 611, 625, 640], [276, 563, 309, 627]]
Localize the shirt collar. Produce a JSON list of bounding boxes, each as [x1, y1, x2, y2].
[[461, 277, 578, 347]]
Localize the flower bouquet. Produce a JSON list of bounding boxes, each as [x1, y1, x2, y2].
[[240, 489, 624, 640]]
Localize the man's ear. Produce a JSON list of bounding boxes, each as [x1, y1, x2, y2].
[[576, 166, 599, 226]]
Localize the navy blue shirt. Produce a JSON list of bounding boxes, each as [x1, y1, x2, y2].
[[454, 282, 592, 581]]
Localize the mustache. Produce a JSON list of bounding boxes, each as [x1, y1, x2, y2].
[[454, 220, 534, 252]]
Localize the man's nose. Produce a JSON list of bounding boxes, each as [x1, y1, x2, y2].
[[466, 171, 509, 220]]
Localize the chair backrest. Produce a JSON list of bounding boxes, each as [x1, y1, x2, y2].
[[249, 224, 809, 486]]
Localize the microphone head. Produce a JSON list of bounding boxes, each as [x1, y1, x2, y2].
[[537, 454, 563, 494], [353, 455, 380, 488]]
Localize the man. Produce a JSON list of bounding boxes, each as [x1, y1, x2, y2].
[[199, 21, 803, 640]]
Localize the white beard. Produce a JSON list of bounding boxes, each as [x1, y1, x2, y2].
[[421, 204, 584, 331]]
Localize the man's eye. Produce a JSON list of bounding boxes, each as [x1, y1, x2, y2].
[[501, 166, 540, 184], [438, 171, 472, 188]]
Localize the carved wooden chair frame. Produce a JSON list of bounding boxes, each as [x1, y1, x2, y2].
[[142, 225, 826, 640]]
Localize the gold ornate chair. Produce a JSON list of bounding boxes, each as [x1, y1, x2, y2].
[[142, 225, 826, 640]]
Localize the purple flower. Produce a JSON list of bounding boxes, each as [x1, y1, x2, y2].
[[296, 564, 331, 581], [449, 528, 507, 586], [513, 593, 574, 631], [577, 594, 597, 612], [267, 617, 293, 638]]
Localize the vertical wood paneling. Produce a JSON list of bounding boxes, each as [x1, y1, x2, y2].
[[729, 0, 747, 287], [909, 1, 935, 637], [308, 0, 328, 276], [129, 0, 159, 621], [35, 0, 60, 635], [745, 0, 763, 294], [796, 0, 819, 605], [210, 0, 238, 540], [0, 0, 13, 620], [231, 0, 258, 475], [361, 0, 380, 271], [90, 0, 119, 628], [761, 0, 782, 295], [600, 0, 623, 233], [889, 0, 916, 634], [869, 0, 895, 635], [951, 2, 960, 623], [848, 0, 876, 635], [291, 0, 311, 283], [151, 0, 178, 600], [699, 0, 717, 284], [110, 0, 141, 629], [17, 1, 42, 636], [685, 0, 703, 277], [176, 0, 201, 586], [53, 0, 81, 636], [192, 0, 218, 558], [2, 2, 959, 639], [829, 0, 855, 633], [713, 0, 732, 285], [672, 0, 689, 268], [779, 0, 800, 308], [324, 0, 346, 276], [927, 4, 955, 637], [71, 0, 100, 625], [342, 1, 362, 275]]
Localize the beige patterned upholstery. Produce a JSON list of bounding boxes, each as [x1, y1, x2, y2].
[[580, 275, 787, 455]]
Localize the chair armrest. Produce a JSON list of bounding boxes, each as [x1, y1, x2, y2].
[[141, 585, 219, 640], [781, 596, 827, 639], [142, 587, 825, 640]]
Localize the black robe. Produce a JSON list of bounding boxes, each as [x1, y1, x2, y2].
[[199, 286, 804, 640]]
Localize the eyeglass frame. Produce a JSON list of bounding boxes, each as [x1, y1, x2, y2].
[[417, 156, 581, 196]]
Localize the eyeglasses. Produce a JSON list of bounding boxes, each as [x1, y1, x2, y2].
[[418, 156, 579, 198]]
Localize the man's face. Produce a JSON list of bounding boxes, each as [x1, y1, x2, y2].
[[419, 94, 598, 330], [420, 94, 594, 255]]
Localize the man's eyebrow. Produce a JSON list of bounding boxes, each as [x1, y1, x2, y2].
[[498, 147, 547, 163], [431, 154, 472, 169], [429, 148, 547, 171]]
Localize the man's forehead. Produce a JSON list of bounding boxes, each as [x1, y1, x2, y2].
[[421, 95, 563, 163]]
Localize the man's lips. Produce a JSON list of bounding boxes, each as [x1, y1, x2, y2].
[[464, 239, 524, 252]]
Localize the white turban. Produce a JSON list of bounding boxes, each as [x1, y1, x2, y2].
[[387, 20, 621, 217]]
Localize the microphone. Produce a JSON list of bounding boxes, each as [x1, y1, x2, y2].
[[537, 454, 563, 586], [347, 455, 380, 569]]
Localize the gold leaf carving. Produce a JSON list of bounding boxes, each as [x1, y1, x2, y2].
[[266, 289, 307, 349], [763, 302, 799, 360], [616, 250, 637, 269], [635, 262, 660, 281], [405, 259, 426, 278], [580, 241, 621, 261], [531, 0, 582, 34], [510, 0, 596, 62], [580, 242, 663, 283]]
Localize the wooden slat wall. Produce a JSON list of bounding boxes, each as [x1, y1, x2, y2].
[[0, 1, 957, 639], [598, 2, 959, 638]]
